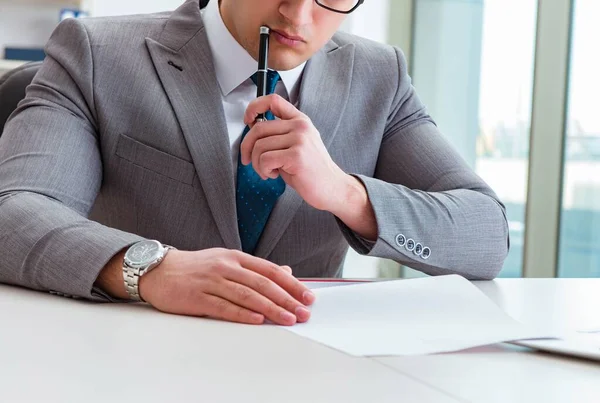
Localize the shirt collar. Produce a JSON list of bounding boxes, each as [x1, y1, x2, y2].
[[203, 0, 305, 98]]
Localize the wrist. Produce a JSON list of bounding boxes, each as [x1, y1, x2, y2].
[[329, 174, 378, 241], [137, 248, 176, 303], [95, 249, 130, 300], [327, 174, 369, 217]]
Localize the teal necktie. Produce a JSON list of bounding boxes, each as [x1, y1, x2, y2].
[[236, 70, 285, 254]]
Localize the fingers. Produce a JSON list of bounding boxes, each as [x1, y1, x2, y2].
[[251, 137, 295, 179], [201, 294, 265, 325], [222, 267, 312, 324], [207, 254, 309, 326], [244, 94, 304, 125], [230, 255, 315, 314], [257, 149, 292, 179], [217, 280, 299, 326], [236, 252, 314, 306], [240, 120, 291, 166]]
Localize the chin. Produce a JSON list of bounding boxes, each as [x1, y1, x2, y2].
[[269, 52, 308, 71]]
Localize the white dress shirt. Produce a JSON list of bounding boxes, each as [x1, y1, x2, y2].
[[202, 0, 306, 173]]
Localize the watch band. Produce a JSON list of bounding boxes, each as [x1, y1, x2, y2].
[[123, 265, 145, 302]]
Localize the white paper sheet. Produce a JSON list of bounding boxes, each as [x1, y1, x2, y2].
[[285, 275, 555, 356], [302, 281, 371, 290], [578, 327, 600, 334]]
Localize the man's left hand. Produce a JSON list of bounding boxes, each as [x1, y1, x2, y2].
[[241, 94, 349, 212]]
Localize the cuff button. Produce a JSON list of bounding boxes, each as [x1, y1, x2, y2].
[[414, 243, 423, 256], [395, 234, 407, 247]]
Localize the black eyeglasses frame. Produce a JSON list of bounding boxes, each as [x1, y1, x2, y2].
[[315, 0, 365, 14]]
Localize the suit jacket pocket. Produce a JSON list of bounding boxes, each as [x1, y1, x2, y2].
[[115, 134, 196, 185]]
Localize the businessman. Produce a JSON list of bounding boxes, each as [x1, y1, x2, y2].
[[0, 0, 509, 326]]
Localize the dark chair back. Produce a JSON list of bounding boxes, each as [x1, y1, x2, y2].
[[0, 61, 43, 135]]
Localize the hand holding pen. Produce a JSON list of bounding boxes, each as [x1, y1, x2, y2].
[[240, 27, 374, 238]]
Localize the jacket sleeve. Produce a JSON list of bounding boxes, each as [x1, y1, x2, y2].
[[0, 18, 144, 301], [338, 47, 509, 280]]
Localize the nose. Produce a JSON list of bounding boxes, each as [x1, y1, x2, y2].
[[279, 0, 314, 26]]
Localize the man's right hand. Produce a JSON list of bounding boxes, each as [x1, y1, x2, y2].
[[136, 248, 315, 326]]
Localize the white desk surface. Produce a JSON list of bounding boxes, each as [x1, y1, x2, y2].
[[1, 279, 599, 403], [376, 279, 600, 403]]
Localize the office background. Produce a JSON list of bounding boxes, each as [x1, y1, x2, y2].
[[0, 0, 597, 279]]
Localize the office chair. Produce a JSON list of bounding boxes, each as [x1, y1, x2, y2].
[[0, 61, 43, 136]]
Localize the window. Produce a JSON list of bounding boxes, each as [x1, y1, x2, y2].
[[558, 0, 600, 277], [410, 0, 538, 277]]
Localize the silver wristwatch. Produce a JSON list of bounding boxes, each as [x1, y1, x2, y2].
[[123, 240, 173, 302]]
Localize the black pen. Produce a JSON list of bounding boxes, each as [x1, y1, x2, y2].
[[256, 26, 270, 123]]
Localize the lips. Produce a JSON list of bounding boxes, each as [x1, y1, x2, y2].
[[271, 29, 305, 43]]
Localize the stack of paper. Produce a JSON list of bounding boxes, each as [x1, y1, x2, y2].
[[284, 275, 554, 356]]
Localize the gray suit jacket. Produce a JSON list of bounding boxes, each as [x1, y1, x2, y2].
[[0, 0, 509, 301]]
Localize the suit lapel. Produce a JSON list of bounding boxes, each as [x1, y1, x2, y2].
[[253, 41, 356, 259], [145, 0, 241, 250]]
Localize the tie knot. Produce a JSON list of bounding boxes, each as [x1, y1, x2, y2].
[[251, 70, 280, 95]]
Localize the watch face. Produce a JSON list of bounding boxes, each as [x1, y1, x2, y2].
[[125, 240, 162, 266]]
